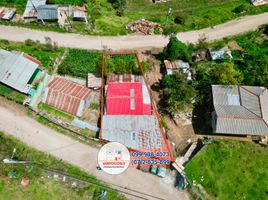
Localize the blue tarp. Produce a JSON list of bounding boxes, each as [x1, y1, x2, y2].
[[71, 118, 99, 132]]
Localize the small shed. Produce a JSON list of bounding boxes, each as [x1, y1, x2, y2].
[[164, 60, 192, 80], [251, 0, 268, 6], [0, 7, 16, 21], [209, 47, 232, 61], [73, 9, 87, 22], [37, 5, 58, 21], [87, 73, 101, 89]]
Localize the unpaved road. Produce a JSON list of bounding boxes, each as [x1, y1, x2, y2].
[[0, 12, 268, 50], [0, 103, 189, 200]]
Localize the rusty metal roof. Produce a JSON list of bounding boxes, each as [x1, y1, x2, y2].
[[43, 76, 92, 116]]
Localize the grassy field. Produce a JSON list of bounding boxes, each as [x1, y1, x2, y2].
[[185, 140, 268, 200], [0, 83, 25, 104], [1, 0, 268, 35], [38, 103, 74, 122], [0, 39, 64, 73], [0, 132, 125, 200]]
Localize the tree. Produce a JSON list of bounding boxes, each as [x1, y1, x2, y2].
[[264, 24, 268, 36], [162, 71, 196, 113], [164, 36, 190, 61], [194, 62, 243, 101], [104, 58, 115, 75]]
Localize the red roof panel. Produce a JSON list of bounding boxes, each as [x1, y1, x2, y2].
[[106, 82, 151, 115]]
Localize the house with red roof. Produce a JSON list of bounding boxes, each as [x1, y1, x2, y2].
[[106, 81, 151, 115]]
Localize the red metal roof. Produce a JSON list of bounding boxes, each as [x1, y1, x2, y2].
[[106, 82, 151, 115], [45, 77, 91, 115], [23, 53, 41, 65]]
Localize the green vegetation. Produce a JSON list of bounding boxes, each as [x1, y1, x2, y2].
[[185, 140, 268, 200], [164, 36, 190, 61], [38, 103, 74, 122], [0, 131, 124, 200], [100, 54, 150, 75], [0, 39, 64, 73], [1, 0, 268, 35], [27, 110, 99, 144], [0, 83, 25, 104], [90, 103, 100, 110], [161, 72, 195, 113], [194, 30, 268, 101], [58, 49, 101, 78]]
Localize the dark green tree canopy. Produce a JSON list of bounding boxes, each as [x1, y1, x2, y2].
[[164, 36, 190, 62], [162, 71, 196, 113]]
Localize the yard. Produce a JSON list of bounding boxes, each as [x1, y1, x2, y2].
[[0, 131, 125, 200], [185, 140, 268, 200], [1, 0, 268, 35]]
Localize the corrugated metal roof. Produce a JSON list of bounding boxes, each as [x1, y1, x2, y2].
[[0, 49, 40, 93], [37, 5, 58, 20], [43, 76, 92, 116], [102, 115, 163, 150], [209, 47, 233, 60], [107, 74, 144, 83], [212, 85, 268, 135], [87, 73, 101, 88], [23, 0, 46, 18], [0, 7, 16, 20], [216, 117, 268, 135], [106, 82, 151, 115], [73, 10, 86, 19]]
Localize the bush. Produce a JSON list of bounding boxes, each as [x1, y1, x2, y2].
[[232, 5, 246, 14], [25, 39, 37, 46], [174, 15, 185, 25], [164, 36, 190, 61], [58, 49, 101, 78]]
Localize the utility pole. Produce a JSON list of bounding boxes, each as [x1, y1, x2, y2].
[[165, 7, 172, 28]]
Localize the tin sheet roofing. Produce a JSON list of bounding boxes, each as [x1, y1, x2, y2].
[[0, 49, 40, 93], [87, 73, 101, 88], [37, 5, 58, 20], [23, 0, 46, 18], [212, 85, 268, 135], [43, 77, 91, 116], [102, 115, 163, 150]]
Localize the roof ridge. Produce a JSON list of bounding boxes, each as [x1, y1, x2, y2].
[[239, 86, 263, 118]]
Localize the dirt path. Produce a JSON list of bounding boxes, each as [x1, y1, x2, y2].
[[0, 12, 268, 50], [0, 101, 189, 200]]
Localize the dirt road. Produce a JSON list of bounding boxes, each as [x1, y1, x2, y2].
[[0, 103, 189, 200], [0, 12, 268, 50]]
